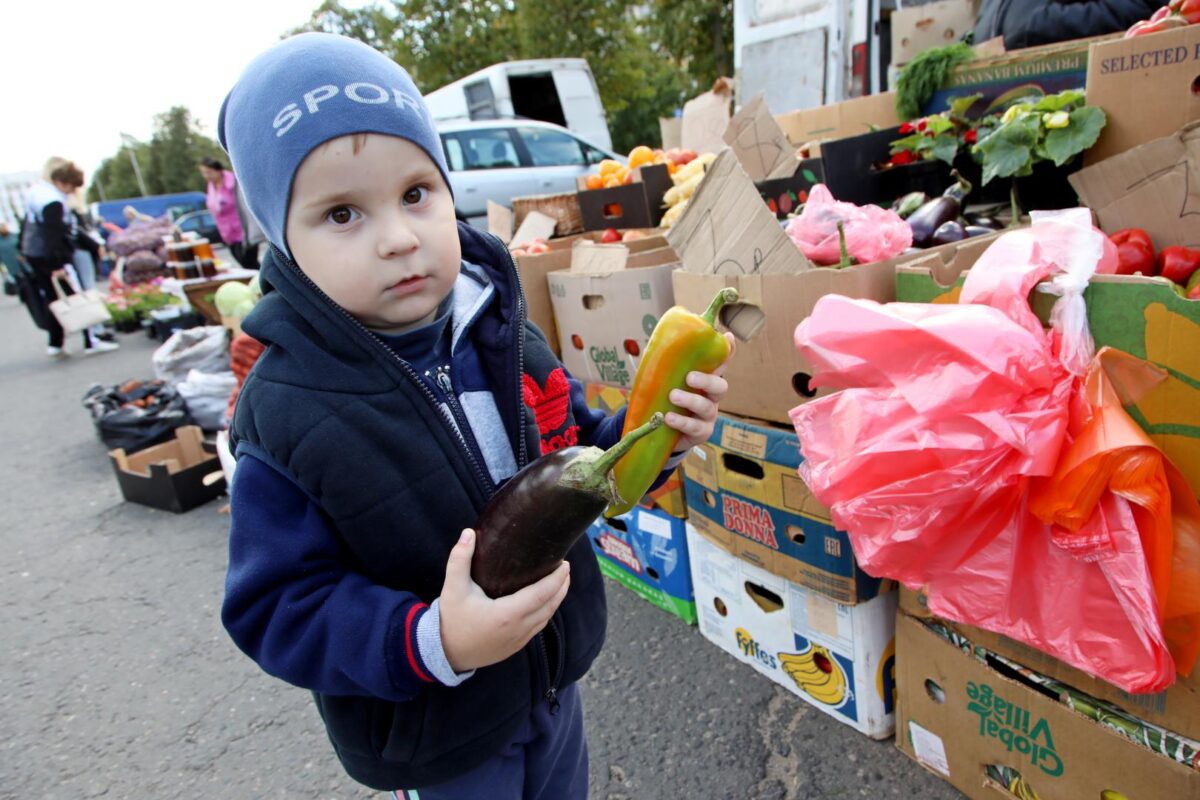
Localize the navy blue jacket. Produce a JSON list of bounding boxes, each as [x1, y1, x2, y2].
[[223, 223, 620, 790]]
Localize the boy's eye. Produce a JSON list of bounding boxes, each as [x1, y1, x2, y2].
[[403, 186, 429, 206], [327, 206, 358, 225]]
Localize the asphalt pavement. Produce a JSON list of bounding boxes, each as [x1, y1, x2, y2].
[[0, 292, 964, 800]]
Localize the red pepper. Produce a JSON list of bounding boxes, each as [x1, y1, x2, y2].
[[1169, 0, 1200, 22], [1157, 245, 1200, 286], [1109, 228, 1156, 275], [890, 150, 917, 166], [963, 129, 978, 144], [1126, 14, 1188, 34]]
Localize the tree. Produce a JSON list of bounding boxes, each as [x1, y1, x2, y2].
[[87, 106, 225, 202], [287, 0, 732, 153], [646, 0, 733, 99]]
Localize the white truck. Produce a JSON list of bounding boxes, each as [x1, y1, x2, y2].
[[734, 0, 896, 113], [425, 59, 614, 152]]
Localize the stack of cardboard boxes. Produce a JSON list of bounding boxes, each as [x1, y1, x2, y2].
[[885, 26, 1200, 798]]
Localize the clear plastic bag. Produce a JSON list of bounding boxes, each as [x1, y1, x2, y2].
[[784, 184, 913, 266], [790, 215, 1200, 693]]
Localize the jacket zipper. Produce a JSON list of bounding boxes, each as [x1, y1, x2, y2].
[[433, 365, 495, 495], [481, 232, 529, 471], [481, 234, 566, 707], [271, 245, 494, 495], [539, 617, 563, 714]]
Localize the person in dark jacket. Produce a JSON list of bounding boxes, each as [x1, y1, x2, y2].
[[973, 0, 1160, 49], [19, 159, 118, 357], [218, 33, 733, 799]]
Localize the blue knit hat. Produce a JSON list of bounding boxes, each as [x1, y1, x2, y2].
[[218, 33, 451, 256]]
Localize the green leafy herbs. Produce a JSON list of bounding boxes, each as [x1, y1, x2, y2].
[[971, 91, 1107, 184], [894, 43, 975, 121]]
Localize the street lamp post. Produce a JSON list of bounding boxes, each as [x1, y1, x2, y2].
[[119, 132, 148, 197]]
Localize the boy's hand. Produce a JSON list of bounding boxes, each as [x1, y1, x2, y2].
[[439, 529, 570, 673], [665, 332, 735, 452]]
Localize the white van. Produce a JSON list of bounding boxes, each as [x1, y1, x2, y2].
[[734, 0, 891, 113], [424, 59, 614, 152]]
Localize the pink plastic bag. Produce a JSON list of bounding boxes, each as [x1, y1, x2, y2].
[[784, 184, 912, 266], [789, 214, 1187, 693]]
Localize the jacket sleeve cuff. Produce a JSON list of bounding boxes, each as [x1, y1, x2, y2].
[[416, 599, 475, 687]]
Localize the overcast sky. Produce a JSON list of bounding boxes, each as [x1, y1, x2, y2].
[[2, 0, 342, 181]]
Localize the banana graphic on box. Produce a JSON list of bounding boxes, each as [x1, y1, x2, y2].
[[778, 643, 848, 706]]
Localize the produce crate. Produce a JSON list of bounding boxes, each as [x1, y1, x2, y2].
[[513, 192, 584, 236], [182, 277, 253, 325]]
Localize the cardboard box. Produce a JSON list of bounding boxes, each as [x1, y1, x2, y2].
[[586, 505, 696, 624], [923, 34, 1110, 116], [895, 612, 1200, 799], [549, 245, 679, 389], [583, 381, 687, 518], [1070, 120, 1200, 253], [681, 77, 734, 157], [756, 159, 824, 220], [901, 583, 1200, 743], [109, 426, 225, 513], [681, 413, 884, 605], [576, 164, 673, 231], [666, 148, 1004, 424], [688, 523, 897, 738], [1083, 25, 1200, 165], [890, 0, 980, 67], [774, 93, 900, 150], [514, 230, 669, 359]]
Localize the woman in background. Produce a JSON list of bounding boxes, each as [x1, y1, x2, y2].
[[199, 157, 257, 269]]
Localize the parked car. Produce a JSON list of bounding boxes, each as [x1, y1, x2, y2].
[[172, 209, 223, 245], [438, 119, 620, 224]]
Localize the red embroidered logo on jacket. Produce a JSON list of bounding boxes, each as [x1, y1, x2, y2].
[[522, 368, 579, 454]]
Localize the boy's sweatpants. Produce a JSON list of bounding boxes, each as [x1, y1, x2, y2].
[[392, 682, 587, 800]]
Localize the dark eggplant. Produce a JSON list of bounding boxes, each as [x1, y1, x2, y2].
[[891, 191, 928, 219], [967, 215, 1002, 230], [906, 170, 974, 248], [930, 221, 966, 246], [470, 412, 665, 598], [964, 225, 995, 238]]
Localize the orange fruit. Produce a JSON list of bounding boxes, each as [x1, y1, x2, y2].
[[628, 145, 655, 170]]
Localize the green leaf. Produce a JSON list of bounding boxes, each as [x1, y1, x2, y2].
[[931, 134, 959, 165], [889, 133, 927, 154], [975, 115, 1038, 184], [947, 93, 984, 121], [1031, 89, 1085, 113], [925, 115, 956, 135], [1042, 106, 1107, 166]]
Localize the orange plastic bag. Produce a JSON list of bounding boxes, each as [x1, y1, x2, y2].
[[790, 214, 1200, 693]]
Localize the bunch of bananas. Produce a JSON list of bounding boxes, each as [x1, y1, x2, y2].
[[660, 152, 717, 229], [778, 643, 848, 706]]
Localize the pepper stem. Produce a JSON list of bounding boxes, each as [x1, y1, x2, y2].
[[837, 221, 851, 269], [949, 168, 973, 201], [700, 288, 740, 327]]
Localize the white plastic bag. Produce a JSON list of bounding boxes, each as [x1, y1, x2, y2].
[[176, 369, 237, 431], [152, 327, 229, 387]]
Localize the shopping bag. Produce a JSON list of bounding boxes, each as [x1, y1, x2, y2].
[[48, 274, 111, 334], [789, 213, 1197, 693]]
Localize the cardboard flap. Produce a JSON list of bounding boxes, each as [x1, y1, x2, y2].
[[487, 201, 514, 244], [571, 241, 630, 273], [724, 92, 797, 182], [774, 93, 899, 148], [896, 234, 999, 288], [510, 211, 558, 248], [681, 77, 734, 156], [1069, 121, 1200, 249], [666, 149, 812, 276]]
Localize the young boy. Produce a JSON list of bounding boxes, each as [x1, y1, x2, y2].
[[218, 33, 731, 798]]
